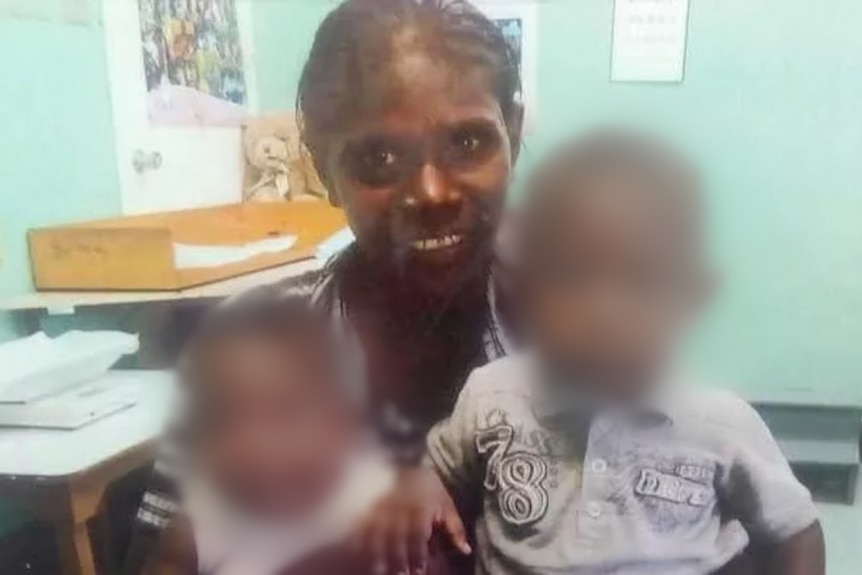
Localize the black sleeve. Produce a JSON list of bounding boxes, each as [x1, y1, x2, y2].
[[123, 461, 181, 574]]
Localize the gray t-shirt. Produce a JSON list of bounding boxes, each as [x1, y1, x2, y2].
[[427, 354, 818, 575]]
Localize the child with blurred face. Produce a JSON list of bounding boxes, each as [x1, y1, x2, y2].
[[517, 131, 709, 404], [394, 131, 823, 575], [144, 291, 392, 575]]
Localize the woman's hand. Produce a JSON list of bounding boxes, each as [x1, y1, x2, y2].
[[353, 466, 471, 575]]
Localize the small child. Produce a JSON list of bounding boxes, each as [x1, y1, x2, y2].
[[393, 131, 824, 575], [143, 290, 392, 575]]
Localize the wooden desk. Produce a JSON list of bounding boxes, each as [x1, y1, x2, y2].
[[0, 371, 175, 575], [0, 257, 324, 337], [0, 257, 323, 312]]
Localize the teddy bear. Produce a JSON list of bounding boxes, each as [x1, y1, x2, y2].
[[241, 114, 328, 203]]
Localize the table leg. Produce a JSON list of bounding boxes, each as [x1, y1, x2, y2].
[[55, 520, 97, 575], [0, 444, 156, 575]]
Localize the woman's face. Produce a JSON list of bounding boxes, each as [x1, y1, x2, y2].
[[324, 53, 521, 296]]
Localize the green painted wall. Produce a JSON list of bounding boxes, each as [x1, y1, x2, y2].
[[0, 8, 121, 341], [0, 316, 20, 343], [0, 2, 122, 534], [521, 0, 862, 400], [250, 0, 339, 111]]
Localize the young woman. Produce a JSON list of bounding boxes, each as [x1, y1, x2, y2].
[[129, 1, 522, 573]]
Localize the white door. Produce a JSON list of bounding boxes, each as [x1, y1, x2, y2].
[[103, 0, 258, 215]]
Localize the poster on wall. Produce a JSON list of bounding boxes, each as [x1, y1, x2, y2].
[[474, 1, 539, 129], [611, 0, 690, 82], [138, 0, 248, 126]]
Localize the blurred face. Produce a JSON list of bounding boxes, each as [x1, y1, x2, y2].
[[191, 334, 357, 519], [523, 174, 705, 401], [323, 50, 520, 296]]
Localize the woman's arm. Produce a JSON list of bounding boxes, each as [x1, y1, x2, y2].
[[352, 465, 470, 575]]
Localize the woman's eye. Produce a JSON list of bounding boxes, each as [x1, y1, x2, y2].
[[442, 125, 498, 167], [343, 139, 404, 187], [362, 147, 397, 170], [457, 134, 482, 153], [452, 131, 485, 155]]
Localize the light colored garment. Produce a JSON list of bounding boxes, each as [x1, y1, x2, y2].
[[183, 455, 394, 575], [428, 353, 818, 575]]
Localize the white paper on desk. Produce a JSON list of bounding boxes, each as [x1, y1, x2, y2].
[[0, 331, 139, 403], [0, 375, 139, 429], [611, 0, 690, 82], [316, 227, 354, 261], [173, 236, 297, 270]]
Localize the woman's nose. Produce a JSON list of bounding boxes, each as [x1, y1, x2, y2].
[[407, 162, 460, 207]]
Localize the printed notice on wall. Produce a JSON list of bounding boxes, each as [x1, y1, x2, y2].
[[611, 0, 690, 82]]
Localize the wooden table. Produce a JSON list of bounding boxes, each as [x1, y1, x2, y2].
[[0, 257, 324, 336], [0, 371, 175, 575], [0, 258, 323, 312]]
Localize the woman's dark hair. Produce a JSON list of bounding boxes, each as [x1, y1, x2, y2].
[[297, 0, 522, 180]]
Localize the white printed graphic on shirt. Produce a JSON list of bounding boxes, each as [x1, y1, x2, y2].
[[634, 468, 712, 507], [476, 421, 549, 526]]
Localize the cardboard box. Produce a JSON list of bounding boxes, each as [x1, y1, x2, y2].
[[28, 202, 345, 290]]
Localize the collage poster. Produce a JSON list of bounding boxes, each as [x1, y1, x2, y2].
[[138, 0, 248, 126]]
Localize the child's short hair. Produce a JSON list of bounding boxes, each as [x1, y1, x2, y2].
[[526, 129, 699, 205], [297, 0, 521, 177], [178, 287, 361, 404], [183, 287, 327, 360], [520, 129, 703, 262]]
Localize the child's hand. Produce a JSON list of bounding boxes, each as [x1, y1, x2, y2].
[[353, 466, 471, 575]]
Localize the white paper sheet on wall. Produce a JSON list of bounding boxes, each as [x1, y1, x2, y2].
[[611, 0, 690, 83]]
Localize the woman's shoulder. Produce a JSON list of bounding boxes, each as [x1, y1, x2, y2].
[[217, 265, 335, 311]]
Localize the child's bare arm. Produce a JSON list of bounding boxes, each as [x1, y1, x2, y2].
[[141, 517, 197, 575], [715, 522, 825, 575], [718, 398, 823, 575], [768, 521, 825, 575]]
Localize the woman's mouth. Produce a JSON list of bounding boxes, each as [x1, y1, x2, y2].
[[410, 233, 464, 252]]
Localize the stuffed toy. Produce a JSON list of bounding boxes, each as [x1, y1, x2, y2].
[[242, 114, 328, 203]]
